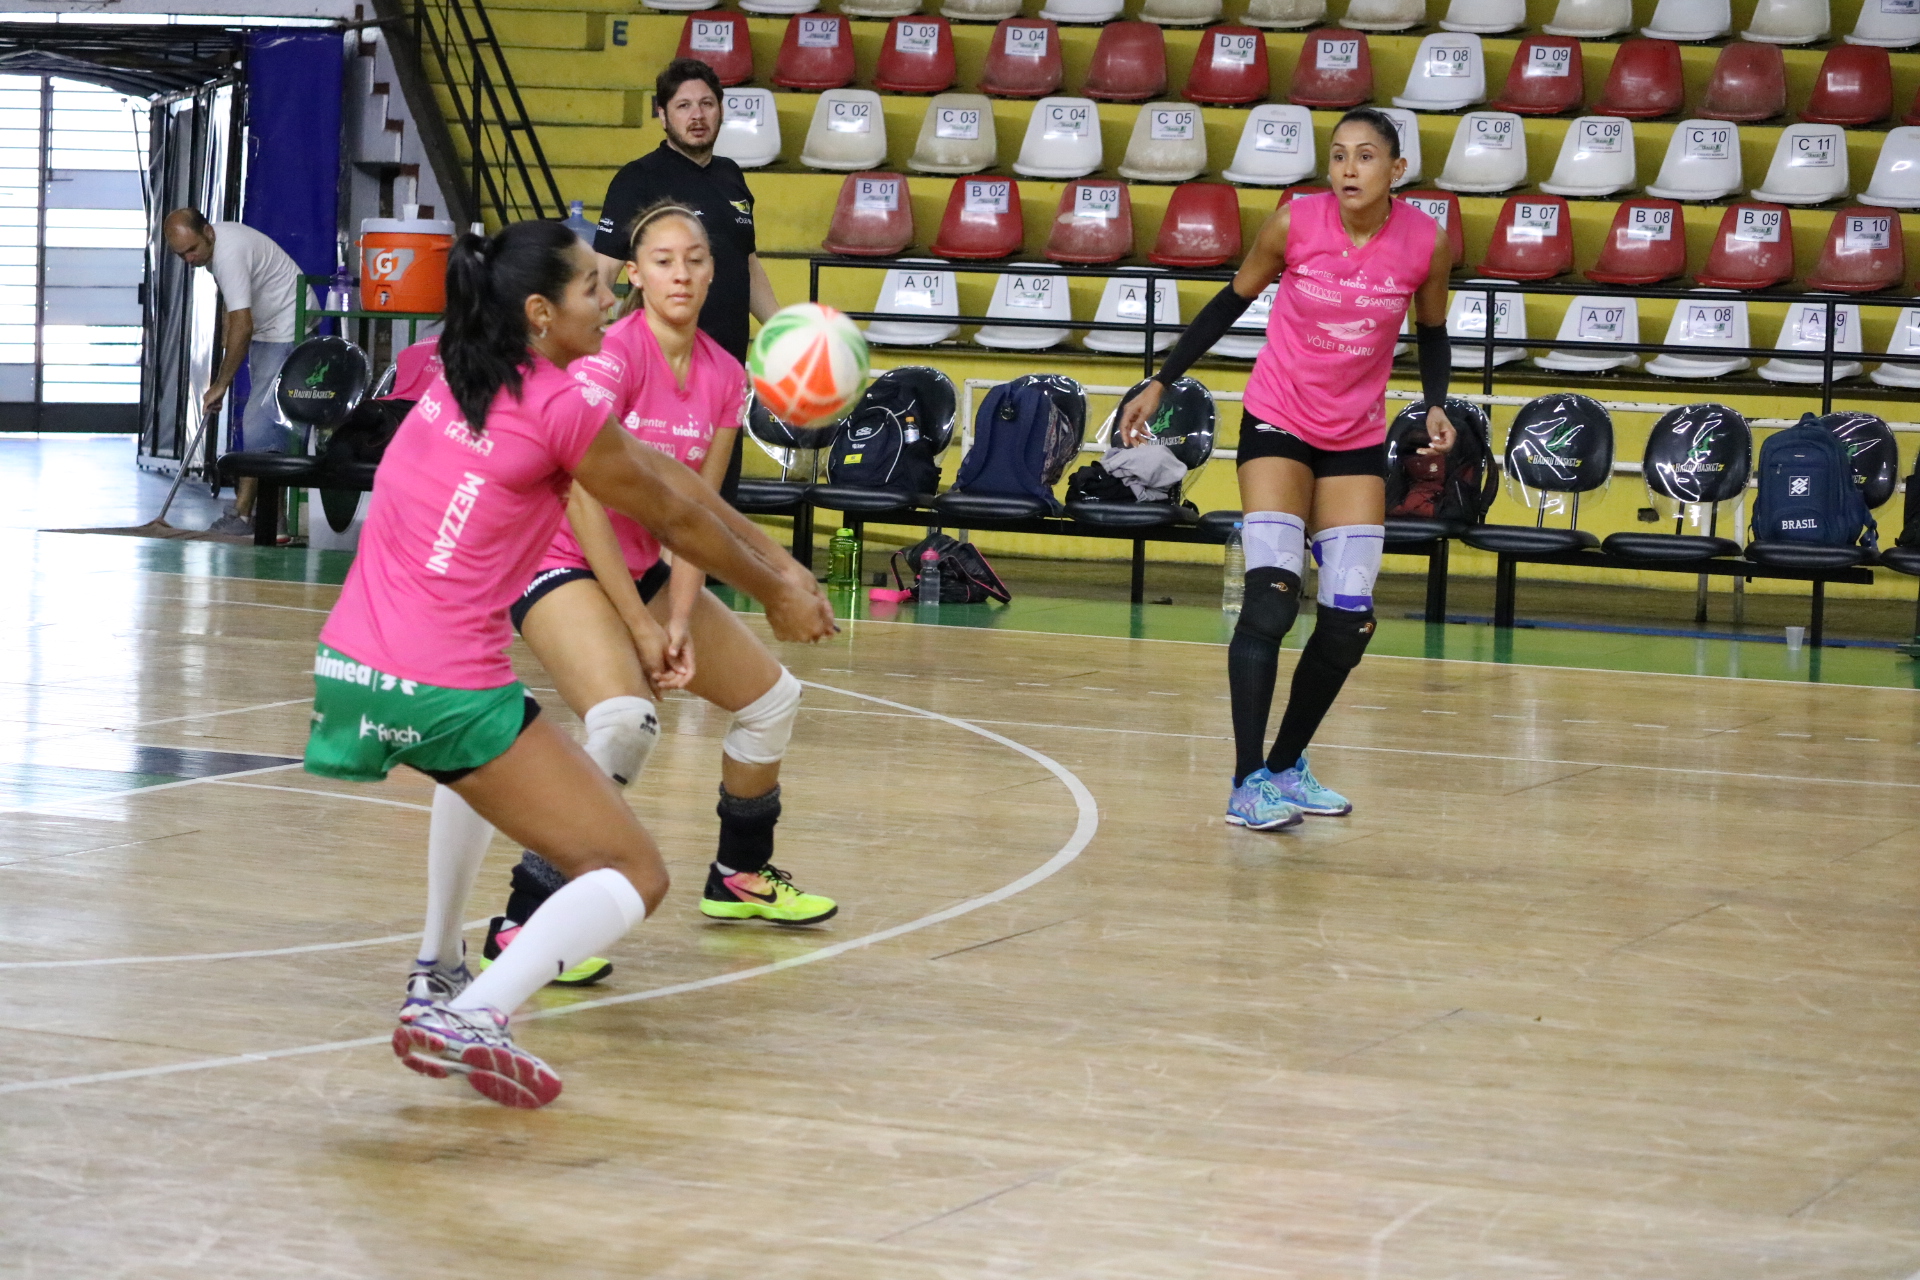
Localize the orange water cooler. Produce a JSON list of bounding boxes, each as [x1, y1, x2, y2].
[[359, 216, 454, 312]]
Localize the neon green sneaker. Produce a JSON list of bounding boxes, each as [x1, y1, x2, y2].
[[700, 864, 838, 925], [478, 916, 613, 987]]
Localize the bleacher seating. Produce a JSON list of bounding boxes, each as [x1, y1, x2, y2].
[[1545, 0, 1632, 37], [1536, 296, 1641, 371], [1148, 182, 1243, 266], [821, 172, 913, 256], [1446, 280, 1529, 366], [1860, 126, 1920, 205], [1223, 104, 1317, 185], [1584, 199, 1687, 284], [1699, 40, 1787, 122], [1743, 0, 1828, 43], [772, 14, 854, 90], [1012, 97, 1104, 178], [1848, 0, 1920, 46], [1182, 25, 1269, 104], [1118, 102, 1208, 181], [1872, 307, 1920, 387], [1695, 203, 1795, 288], [975, 264, 1075, 348], [1082, 21, 1167, 101], [874, 17, 957, 94], [979, 18, 1064, 97], [1806, 206, 1907, 291], [1646, 121, 1744, 201], [1476, 195, 1574, 280], [1802, 44, 1894, 125], [1441, 0, 1526, 34], [1594, 38, 1685, 118], [676, 13, 753, 85], [865, 260, 961, 346], [1489, 36, 1585, 115], [1083, 272, 1181, 353], [1381, 107, 1424, 185], [910, 95, 998, 175], [799, 90, 888, 170], [1340, 0, 1424, 31], [930, 176, 1025, 258], [1642, 0, 1732, 41], [1402, 190, 1464, 263], [1758, 299, 1866, 382], [1539, 116, 1637, 196], [1644, 292, 1753, 378], [1751, 124, 1850, 204], [1435, 112, 1529, 193], [715, 88, 780, 168], [1244, 0, 1326, 27], [1045, 179, 1134, 263], [1290, 29, 1373, 107], [1394, 32, 1487, 111]]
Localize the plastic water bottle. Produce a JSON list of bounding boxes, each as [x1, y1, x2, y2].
[[918, 547, 942, 607], [563, 199, 596, 245], [828, 527, 857, 587], [1222, 522, 1245, 618]]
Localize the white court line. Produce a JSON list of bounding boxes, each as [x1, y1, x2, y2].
[[21, 697, 311, 745], [0, 761, 303, 820], [209, 780, 430, 812], [0, 680, 1098, 1097], [796, 705, 1920, 792]]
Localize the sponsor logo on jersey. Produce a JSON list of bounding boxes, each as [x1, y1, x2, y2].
[[1295, 278, 1342, 306], [426, 472, 486, 575], [1316, 318, 1378, 342], [358, 715, 423, 746]]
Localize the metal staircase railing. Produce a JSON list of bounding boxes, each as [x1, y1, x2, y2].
[[408, 0, 564, 229]]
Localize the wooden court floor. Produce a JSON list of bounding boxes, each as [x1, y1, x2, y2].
[[5, 544, 1920, 1278]]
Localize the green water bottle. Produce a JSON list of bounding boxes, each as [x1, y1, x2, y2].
[[828, 527, 858, 587]]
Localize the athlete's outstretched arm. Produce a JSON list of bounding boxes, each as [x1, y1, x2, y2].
[[564, 483, 691, 690], [573, 422, 835, 644], [1414, 221, 1456, 454], [657, 422, 741, 682], [1118, 208, 1293, 445]]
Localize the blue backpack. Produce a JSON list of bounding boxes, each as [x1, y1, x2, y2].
[[1751, 413, 1875, 550], [951, 377, 1081, 515]]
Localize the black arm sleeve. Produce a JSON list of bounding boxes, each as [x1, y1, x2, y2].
[[1415, 322, 1450, 409], [1151, 284, 1255, 388]]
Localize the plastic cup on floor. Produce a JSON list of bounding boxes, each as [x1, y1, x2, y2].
[[1785, 625, 1805, 650]]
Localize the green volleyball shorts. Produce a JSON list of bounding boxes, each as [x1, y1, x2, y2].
[[304, 643, 536, 783]]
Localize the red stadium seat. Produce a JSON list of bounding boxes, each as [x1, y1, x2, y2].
[[1149, 182, 1244, 267], [1288, 29, 1373, 109], [874, 17, 957, 94], [1084, 22, 1167, 102], [978, 19, 1064, 98], [1584, 199, 1688, 285], [1400, 190, 1465, 266], [1045, 180, 1136, 263], [1904, 83, 1920, 127], [930, 176, 1026, 258], [1594, 38, 1684, 120], [1801, 45, 1893, 127], [1475, 195, 1574, 280], [1694, 203, 1795, 288], [675, 13, 753, 88], [1807, 207, 1906, 292], [1182, 25, 1270, 106], [822, 172, 915, 256], [1698, 41, 1786, 123], [772, 15, 855, 91], [1488, 36, 1585, 116]]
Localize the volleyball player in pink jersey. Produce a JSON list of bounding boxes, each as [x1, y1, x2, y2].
[[480, 203, 834, 987], [305, 220, 835, 1106], [1119, 108, 1456, 831]]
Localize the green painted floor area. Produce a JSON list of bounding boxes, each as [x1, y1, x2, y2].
[[22, 529, 1920, 691]]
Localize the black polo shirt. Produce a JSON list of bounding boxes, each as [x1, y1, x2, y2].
[[594, 141, 757, 362]]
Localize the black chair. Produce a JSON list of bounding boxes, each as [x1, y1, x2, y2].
[[934, 373, 1088, 523], [1066, 377, 1210, 531], [218, 336, 371, 546], [808, 366, 958, 518], [1463, 393, 1614, 558], [1603, 402, 1749, 563], [739, 397, 835, 563]]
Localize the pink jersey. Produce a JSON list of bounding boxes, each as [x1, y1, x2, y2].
[[386, 337, 443, 402], [319, 357, 615, 689], [1243, 193, 1438, 451], [537, 310, 748, 577]]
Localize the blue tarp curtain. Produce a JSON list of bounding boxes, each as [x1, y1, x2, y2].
[[233, 29, 341, 446]]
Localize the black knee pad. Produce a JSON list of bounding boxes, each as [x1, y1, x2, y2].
[[1235, 567, 1302, 645], [1306, 606, 1376, 672]]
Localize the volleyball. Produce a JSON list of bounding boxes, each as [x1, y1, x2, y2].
[[747, 302, 870, 428]]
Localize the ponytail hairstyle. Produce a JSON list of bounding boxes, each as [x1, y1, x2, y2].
[[1332, 106, 1402, 158], [614, 200, 709, 320], [441, 219, 580, 431]]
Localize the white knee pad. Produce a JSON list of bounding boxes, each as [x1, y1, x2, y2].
[[1244, 511, 1306, 578], [582, 695, 659, 787], [723, 669, 801, 766], [1311, 524, 1385, 611]]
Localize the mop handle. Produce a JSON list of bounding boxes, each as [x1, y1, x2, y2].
[[153, 409, 214, 525]]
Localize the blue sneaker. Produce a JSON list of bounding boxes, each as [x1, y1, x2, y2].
[[1269, 753, 1352, 817], [1224, 768, 1304, 830]]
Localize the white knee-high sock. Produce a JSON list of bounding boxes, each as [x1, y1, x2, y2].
[[418, 786, 495, 968], [450, 867, 646, 1014]]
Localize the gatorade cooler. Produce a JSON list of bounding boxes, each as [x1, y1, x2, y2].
[[359, 216, 454, 312]]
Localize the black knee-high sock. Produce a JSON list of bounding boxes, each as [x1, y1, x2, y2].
[[1228, 630, 1280, 784], [1268, 607, 1374, 774]]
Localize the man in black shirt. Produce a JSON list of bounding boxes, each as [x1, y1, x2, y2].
[[594, 60, 780, 496]]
